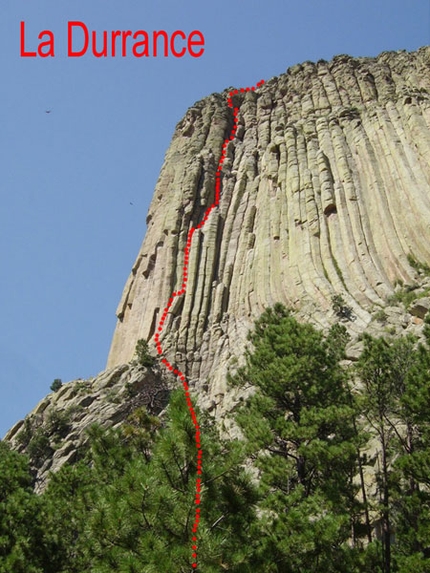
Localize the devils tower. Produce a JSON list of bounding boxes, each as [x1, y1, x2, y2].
[[5, 47, 430, 491], [107, 46, 430, 410]]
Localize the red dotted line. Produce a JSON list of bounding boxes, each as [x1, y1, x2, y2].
[[153, 78, 264, 570]]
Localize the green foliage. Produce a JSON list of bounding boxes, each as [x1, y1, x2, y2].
[[0, 442, 50, 573], [386, 283, 430, 309], [50, 379, 62, 392], [3, 305, 430, 572], [230, 304, 361, 570], [70, 380, 91, 397], [2, 393, 258, 571], [80, 391, 258, 571], [322, 262, 330, 281], [105, 388, 121, 403], [16, 417, 33, 448], [326, 322, 351, 361], [45, 409, 72, 441], [332, 256, 347, 289], [332, 294, 355, 320], [385, 325, 397, 336], [121, 407, 161, 460], [356, 333, 430, 572], [26, 429, 53, 468], [134, 338, 156, 367], [407, 254, 430, 276], [16, 410, 74, 469], [424, 312, 430, 344], [373, 308, 388, 323]]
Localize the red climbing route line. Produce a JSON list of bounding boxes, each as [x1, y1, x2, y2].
[[153, 79, 265, 570]]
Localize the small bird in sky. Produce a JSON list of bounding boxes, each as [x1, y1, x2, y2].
[[130, 202, 134, 206], [45, 110, 52, 114]]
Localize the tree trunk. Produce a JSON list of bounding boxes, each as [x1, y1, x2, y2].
[[380, 436, 391, 573]]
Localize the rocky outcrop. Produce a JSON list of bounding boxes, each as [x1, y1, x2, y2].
[[107, 47, 430, 413], [7, 274, 430, 489], [4, 363, 170, 492]]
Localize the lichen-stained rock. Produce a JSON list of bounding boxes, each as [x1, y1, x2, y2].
[[107, 47, 430, 413]]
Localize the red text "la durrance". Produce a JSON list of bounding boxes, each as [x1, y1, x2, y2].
[[20, 21, 205, 58]]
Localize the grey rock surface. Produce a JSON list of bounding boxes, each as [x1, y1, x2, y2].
[[4, 48, 430, 488], [107, 47, 430, 414], [4, 363, 170, 492]]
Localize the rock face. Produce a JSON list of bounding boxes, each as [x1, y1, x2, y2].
[[4, 363, 170, 492], [4, 47, 430, 488], [107, 47, 430, 411]]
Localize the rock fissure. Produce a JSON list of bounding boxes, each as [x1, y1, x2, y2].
[[151, 82, 266, 569]]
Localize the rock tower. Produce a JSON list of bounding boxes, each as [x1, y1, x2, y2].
[[107, 47, 430, 411]]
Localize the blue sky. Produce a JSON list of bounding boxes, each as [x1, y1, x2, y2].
[[1, 0, 429, 437]]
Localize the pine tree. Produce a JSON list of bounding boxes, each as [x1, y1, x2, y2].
[[356, 332, 430, 572], [45, 390, 259, 571], [230, 304, 361, 571], [0, 442, 47, 573]]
